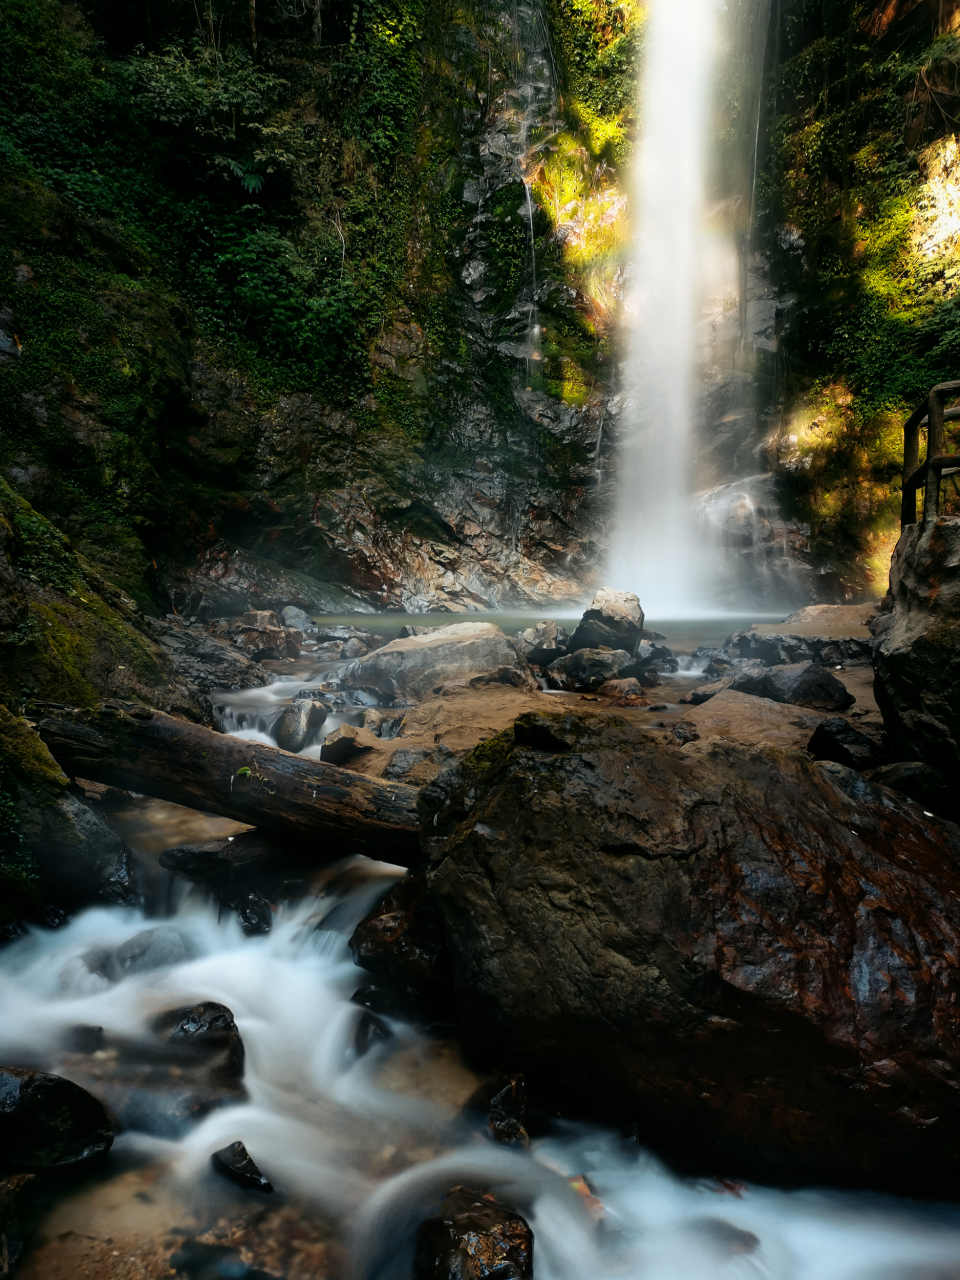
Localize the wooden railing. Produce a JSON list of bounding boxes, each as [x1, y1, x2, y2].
[[901, 380, 960, 527]]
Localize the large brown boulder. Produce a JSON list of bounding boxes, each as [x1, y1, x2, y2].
[[873, 517, 960, 792], [340, 623, 537, 704], [417, 710, 960, 1195]]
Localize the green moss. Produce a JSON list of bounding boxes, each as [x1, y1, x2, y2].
[[459, 727, 517, 786]]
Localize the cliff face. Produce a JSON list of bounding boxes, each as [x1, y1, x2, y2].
[[0, 0, 639, 617]]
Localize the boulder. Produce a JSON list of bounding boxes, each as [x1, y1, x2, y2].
[[319, 723, 383, 767], [566, 587, 643, 655], [0, 707, 137, 937], [271, 700, 328, 753], [241, 610, 282, 631], [281, 605, 317, 634], [419, 710, 960, 1194], [674, 690, 823, 753], [415, 1187, 533, 1280], [873, 517, 960, 789], [865, 760, 953, 815], [679, 677, 733, 705], [807, 717, 880, 770], [513, 620, 568, 667], [235, 625, 301, 661], [545, 648, 632, 692], [143, 617, 270, 694], [763, 661, 856, 711], [340, 623, 537, 704], [596, 677, 644, 699], [728, 661, 855, 711], [153, 1002, 245, 1083], [0, 1067, 113, 1173]]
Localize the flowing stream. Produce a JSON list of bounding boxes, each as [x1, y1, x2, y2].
[[4, 891, 960, 1279], [6, 615, 960, 1275]]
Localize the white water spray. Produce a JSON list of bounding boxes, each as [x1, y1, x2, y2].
[[607, 0, 719, 615]]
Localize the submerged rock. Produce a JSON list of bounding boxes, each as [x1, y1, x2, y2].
[[271, 699, 328, 753], [0, 1067, 113, 1173], [487, 1074, 529, 1148], [77, 926, 198, 985], [211, 1141, 274, 1193], [420, 710, 960, 1195], [415, 1186, 533, 1280], [340, 623, 537, 704]]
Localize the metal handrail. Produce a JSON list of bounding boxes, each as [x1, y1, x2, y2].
[[901, 381, 960, 527]]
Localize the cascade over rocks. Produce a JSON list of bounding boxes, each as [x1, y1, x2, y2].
[[873, 517, 960, 799], [339, 623, 537, 704], [412, 709, 960, 1194]]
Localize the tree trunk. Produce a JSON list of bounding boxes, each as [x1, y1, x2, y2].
[[36, 702, 422, 867]]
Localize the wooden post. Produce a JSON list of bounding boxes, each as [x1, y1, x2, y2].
[[924, 389, 945, 526], [902, 417, 920, 526]]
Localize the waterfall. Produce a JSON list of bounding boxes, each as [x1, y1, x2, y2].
[[606, 0, 719, 616], [606, 0, 805, 617]]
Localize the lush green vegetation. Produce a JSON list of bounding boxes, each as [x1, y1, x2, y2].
[[0, 0, 427, 398], [762, 0, 960, 590]]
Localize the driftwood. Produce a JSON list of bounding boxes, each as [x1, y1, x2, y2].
[[36, 701, 422, 867]]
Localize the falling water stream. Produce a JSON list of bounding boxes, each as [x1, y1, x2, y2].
[[607, 0, 719, 615]]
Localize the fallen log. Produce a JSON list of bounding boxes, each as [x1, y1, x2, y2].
[[35, 701, 422, 867]]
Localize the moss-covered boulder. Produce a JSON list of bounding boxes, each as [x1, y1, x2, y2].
[[0, 705, 136, 940], [0, 477, 201, 714]]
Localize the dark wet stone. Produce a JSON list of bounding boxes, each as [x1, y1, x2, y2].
[[355, 1011, 392, 1057], [211, 1141, 274, 1193], [807, 716, 880, 769], [415, 1186, 533, 1280], [0, 1067, 113, 1174], [154, 1002, 245, 1082], [488, 1075, 529, 1148], [0, 1171, 39, 1273], [728, 660, 855, 711], [349, 871, 455, 1023], [421, 709, 960, 1196], [231, 890, 273, 936], [545, 648, 633, 692], [865, 760, 953, 816]]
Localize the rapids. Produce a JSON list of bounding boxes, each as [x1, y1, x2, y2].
[[4, 888, 960, 1280]]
